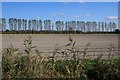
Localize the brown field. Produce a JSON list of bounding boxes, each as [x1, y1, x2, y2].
[[2, 34, 119, 58]]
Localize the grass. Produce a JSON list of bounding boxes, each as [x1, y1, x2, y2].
[[2, 36, 120, 79]]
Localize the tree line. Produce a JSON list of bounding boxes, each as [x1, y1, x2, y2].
[[0, 18, 118, 34]]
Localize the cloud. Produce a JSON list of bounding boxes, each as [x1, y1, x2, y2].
[[52, 12, 64, 16], [106, 16, 118, 20], [63, 0, 85, 4], [63, 0, 85, 2], [85, 13, 90, 17], [74, 15, 81, 18], [37, 16, 40, 19], [78, 0, 85, 3], [63, 0, 72, 2], [72, 13, 90, 19]]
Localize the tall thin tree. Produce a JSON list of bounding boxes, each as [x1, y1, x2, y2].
[[9, 18, 14, 31], [14, 18, 17, 31], [18, 19, 22, 31], [28, 20, 32, 31]]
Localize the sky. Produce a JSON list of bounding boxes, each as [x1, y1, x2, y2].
[[2, 2, 118, 22], [1, 2, 119, 29], [1, 0, 120, 2]]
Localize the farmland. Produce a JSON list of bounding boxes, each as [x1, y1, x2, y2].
[[2, 34, 119, 58], [2, 34, 120, 79]]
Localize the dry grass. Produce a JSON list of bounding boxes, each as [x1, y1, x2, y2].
[[2, 35, 120, 79]]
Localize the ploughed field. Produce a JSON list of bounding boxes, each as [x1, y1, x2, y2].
[[2, 34, 119, 58]]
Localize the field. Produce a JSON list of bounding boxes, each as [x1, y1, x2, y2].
[[2, 34, 120, 79], [2, 34, 119, 58]]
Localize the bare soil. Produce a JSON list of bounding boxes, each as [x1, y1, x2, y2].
[[2, 34, 119, 58]]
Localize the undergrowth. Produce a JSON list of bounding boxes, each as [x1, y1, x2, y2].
[[2, 36, 120, 80]]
